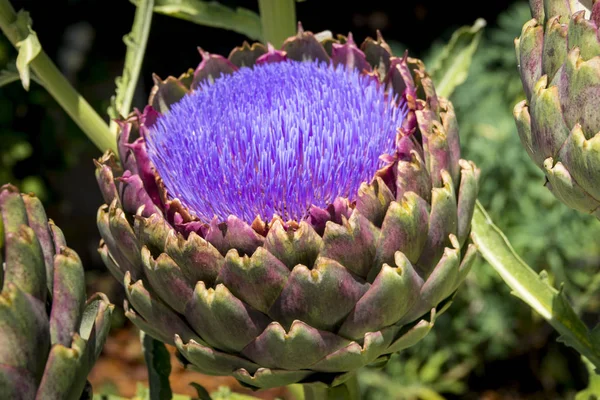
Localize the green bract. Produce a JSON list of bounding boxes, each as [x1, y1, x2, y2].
[[0, 184, 113, 399], [95, 29, 480, 389], [514, 0, 600, 218]]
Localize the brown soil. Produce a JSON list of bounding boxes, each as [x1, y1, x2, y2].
[[88, 326, 292, 399]]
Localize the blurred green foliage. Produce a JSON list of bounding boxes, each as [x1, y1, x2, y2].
[[0, 56, 48, 200], [361, 3, 600, 399]]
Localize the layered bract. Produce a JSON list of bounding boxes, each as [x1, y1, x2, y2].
[[515, 0, 600, 218], [0, 184, 113, 400], [95, 28, 480, 389]]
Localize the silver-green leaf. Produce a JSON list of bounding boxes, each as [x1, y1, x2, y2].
[[428, 18, 486, 99], [471, 200, 600, 371]]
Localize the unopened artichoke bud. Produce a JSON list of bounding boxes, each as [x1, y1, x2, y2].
[[95, 27, 480, 389], [0, 184, 113, 400], [514, 0, 600, 218]]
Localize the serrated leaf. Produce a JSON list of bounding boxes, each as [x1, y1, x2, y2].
[[576, 357, 600, 399], [108, 0, 153, 128], [12, 11, 41, 91], [428, 18, 486, 98], [471, 201, 600, 370], [141, 331, 173, 400], [130, 0, 262, 40]]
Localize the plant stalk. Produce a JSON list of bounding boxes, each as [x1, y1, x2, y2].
[[0, 0, 117, 154], [109, 0, 153, 134], [302, 374, 360, 400], [257, 0, 296, 47]]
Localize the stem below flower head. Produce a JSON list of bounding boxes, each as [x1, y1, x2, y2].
[[302, 374, 361, 400], [257, 0, 296, 47], [0, 0, 117, 155]]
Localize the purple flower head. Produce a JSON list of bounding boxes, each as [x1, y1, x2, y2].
[[145, 60, 407, 223]]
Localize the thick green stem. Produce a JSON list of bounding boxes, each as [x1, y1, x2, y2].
[[257, 0, 296, 47], [141, 331, 173, 400], [0, 0, 116, 154], [302, 375, 360, 400]]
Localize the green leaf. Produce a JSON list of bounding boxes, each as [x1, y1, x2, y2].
[[576, 356, 600, 400], [108, 0, 153, 127], [471, 200, 600, 370], [12, 11, 41, 91], [130, 0, 262, 41], [428, 18, 486, 98], [141, 331, 173, 400]]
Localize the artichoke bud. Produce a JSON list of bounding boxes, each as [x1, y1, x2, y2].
[[516, 0, 600, 218], [95, 26, 480, 389], [0, 184, 113, 399]]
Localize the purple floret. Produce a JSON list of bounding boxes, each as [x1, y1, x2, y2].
[[146, 60, 407, 223]]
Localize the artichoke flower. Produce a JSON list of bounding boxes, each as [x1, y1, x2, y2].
[[95, 27, 480, 389], [0, 184, 113, 399], [514, 0, 600, 218]]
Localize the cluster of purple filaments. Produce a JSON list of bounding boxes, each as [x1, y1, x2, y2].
[[145, 60, 407, 223]]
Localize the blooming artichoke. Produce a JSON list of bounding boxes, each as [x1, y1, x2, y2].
[[0, 184, 113, 399], [514, 0, 600, 218], [95, 27, 480, 389]]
